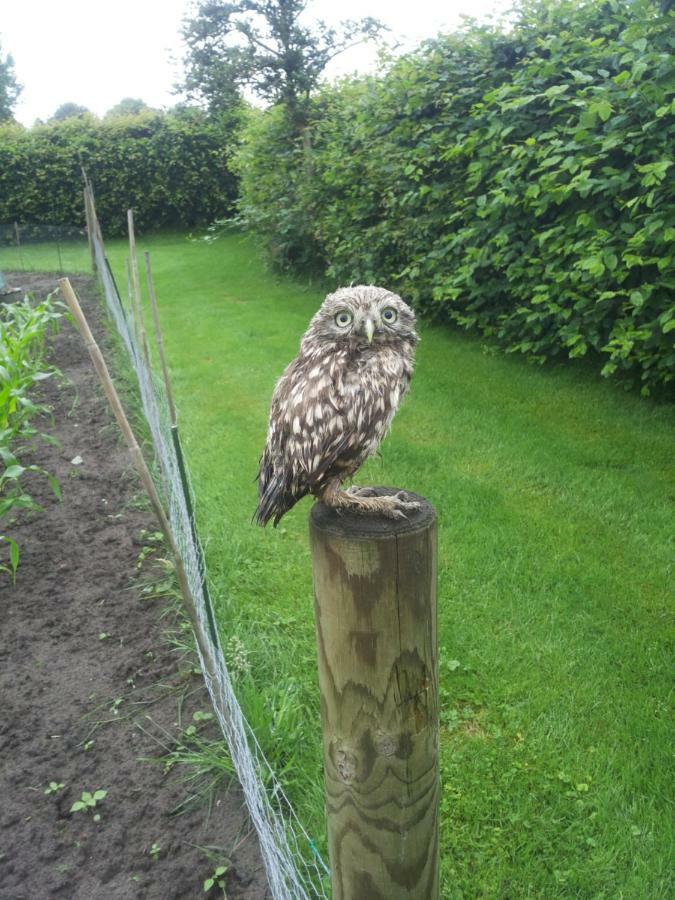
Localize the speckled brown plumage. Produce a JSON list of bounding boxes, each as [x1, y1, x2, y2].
[[255, 285, 419, 526]]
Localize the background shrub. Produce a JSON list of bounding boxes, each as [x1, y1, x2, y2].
[[235, 0, 675, 392], [232, 106, 324, 271], [0, 109, 237, 236]]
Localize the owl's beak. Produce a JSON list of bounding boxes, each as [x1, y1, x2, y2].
[[364, 319, 375, 344]]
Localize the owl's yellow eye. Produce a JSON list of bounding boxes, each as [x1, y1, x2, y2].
[[335, 310, 353, 327], [382, 307, 398, 324]]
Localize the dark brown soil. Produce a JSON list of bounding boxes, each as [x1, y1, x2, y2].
[[0, 273, 270, 900]]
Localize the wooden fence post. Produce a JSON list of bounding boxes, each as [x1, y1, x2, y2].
[[83, 187, 96, 274], [309, 488, 440, 900], [126, 209, 150, 367], [13, 222, 24, 271]]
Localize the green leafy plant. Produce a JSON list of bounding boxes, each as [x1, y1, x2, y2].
[[136, 529, 165, 569], [0, 534, 19, 580], [70, 789, 107, 816], [0, 293, 63, 578], [234, 0, 675, 392], [0, 109, 237, 236], [44, 781, 65, 795], [203, 864, 228, 896]]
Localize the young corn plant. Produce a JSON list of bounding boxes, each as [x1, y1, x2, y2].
[[0, 292, 64, 579]]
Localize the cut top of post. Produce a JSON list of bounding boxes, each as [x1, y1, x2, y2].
[[310, 487, 435, 540]]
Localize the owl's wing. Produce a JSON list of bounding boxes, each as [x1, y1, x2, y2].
[[255, 356, 351, 526], [254, 383, 299, 526], [255, 351, 407, 526]]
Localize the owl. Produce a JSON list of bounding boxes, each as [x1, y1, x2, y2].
[[255, 285, 420, 526]]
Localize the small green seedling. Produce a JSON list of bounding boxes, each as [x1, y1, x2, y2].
[[0, 536, 20, 582], [44, 781, 65, 795], [203, 865, 228, 895], [70, 789, 107, 815], [99, 632, 109, 641], [149, 842, 162, 860], [185, 710, 214, 738], [136, 529, 164, 569], [83, 740, 95, 752]]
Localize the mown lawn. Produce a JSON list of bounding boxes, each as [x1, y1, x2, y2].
[[5, 232, 673, 898]]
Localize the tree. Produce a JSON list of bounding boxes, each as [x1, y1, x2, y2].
[[0, 39, 21, 121], [105, 97, 153, 117], [50, 102, 92, 121], [181, 0, 384, 130]]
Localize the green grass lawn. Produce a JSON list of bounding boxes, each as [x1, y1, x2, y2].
[[5, 232, 673, 898], [0, 238, 91, 276]]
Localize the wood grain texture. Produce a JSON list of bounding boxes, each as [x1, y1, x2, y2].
[[310, 489, 439, 900]]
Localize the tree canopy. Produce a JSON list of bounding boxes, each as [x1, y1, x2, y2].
[[105, 97, 154, 117], [233, 0, 675, 393], [0, 40, 21, 121], [181, 0, 384, 129], [50, 102, 92, 122]]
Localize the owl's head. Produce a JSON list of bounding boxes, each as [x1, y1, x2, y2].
[[303, 285, 417, 350]]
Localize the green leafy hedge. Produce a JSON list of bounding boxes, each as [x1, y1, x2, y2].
[[0, 110, 237, 236], [235, 0, 675, 393]]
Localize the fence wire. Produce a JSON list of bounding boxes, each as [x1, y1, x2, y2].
[[89, 218, 329, 900], [0, 223, 88, 274]]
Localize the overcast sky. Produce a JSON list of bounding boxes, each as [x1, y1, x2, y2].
[[2, 0, 512, 126]]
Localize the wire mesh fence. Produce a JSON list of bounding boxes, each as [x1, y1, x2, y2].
[[0, 223, 89, 274], [84, 189, 330, 900]]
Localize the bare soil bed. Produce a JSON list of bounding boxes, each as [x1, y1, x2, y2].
[[0, 273, 269, 900]]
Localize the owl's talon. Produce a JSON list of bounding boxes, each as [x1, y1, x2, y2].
[[346, 485, 377, 498], [323, 485, 421, 519], [394, 490, 419, 504]]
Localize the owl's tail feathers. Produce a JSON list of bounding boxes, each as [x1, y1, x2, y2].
[[254, 462, 301, 527]]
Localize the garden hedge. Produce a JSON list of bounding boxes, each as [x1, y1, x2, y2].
[[0, 110, 237, 236], [235, 0, 675, 393]]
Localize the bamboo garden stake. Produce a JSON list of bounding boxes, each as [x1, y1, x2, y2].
[[142, 251, 219, 647], [83, 188, 96, 273], [58, 277, 219, 678], [126, 209, 150, 367], [144, 251, 177, 425]]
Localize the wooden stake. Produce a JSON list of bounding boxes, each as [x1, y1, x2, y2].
[[124, 257, 134, 313], [143, 250, 220, 646], [58, 277, 218, 673], [85, 181, 104, 247], [83, 188, 96, 274], [309, 492, 440, 900], [83, 181, 107, 276], [126, 209, 150, 366], [13, 222, 24, 271], [55, 236, 64, 275], [144, 251, 177, 425]]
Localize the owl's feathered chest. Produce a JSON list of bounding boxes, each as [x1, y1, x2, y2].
[[292, 341, 412, 417], [337, 345, 411, 435], [268, 338, 414, 478]]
